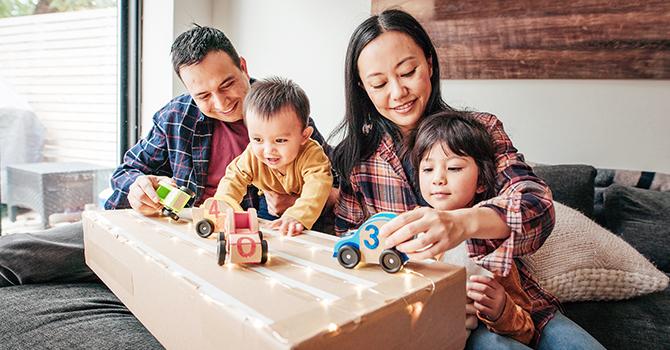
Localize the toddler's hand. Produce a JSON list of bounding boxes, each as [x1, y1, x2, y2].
[[269, 216, 304, 236], [467, 275, 506, 322]]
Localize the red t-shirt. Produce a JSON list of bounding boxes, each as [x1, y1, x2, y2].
[[203, 119, 249, 200]]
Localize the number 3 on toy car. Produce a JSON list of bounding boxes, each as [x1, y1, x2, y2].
[[363, 224, 380, 250]]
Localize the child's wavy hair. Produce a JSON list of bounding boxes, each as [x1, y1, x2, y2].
[[410, 110, 498, 204]]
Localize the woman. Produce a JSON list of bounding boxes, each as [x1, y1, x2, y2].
[[331, 8, 605, 350]]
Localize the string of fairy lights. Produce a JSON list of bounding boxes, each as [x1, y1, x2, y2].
[[88, 209, 441, 345]]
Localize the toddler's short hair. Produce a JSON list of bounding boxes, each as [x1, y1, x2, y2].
[[243, 76, 310, 128]]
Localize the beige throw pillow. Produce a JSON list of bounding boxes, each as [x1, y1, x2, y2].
[[520, 202, 669, 302]]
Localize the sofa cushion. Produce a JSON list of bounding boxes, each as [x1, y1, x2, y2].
[[533, 164, 596, 217], [520, 202, 669, 302], [603, 184, 670, 272], [563, 284, 670, 350], [0, 282, 164, 349]]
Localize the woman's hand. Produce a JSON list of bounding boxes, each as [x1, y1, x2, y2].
[[467, 275, 507, 322], [264, 191, 299, 217], [127, 175, 175, 215], [378, 206, 511, 260], [378, 207, 469, 260]]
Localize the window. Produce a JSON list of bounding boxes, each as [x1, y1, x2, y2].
[[0, 0, 123, 233]]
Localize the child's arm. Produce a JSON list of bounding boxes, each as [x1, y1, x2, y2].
[[468, 274, 534, 345], [279, 141, 333, 233]]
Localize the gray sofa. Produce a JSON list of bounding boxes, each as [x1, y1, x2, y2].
[[533, 164, 670, 350], [0, 164, 667, 349]]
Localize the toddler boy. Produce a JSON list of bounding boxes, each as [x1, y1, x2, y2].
[[214, 77, 332, 236]]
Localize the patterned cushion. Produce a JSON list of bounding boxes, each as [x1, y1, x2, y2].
[[520, 202, 668, 302]]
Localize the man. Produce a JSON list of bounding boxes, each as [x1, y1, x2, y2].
[[107, 25, 333, 223], [0, 25, 333, 348]]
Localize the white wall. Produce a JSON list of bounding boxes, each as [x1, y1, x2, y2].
[[143, 1, 670, 174], [442, 80, 670, 173], [212, 0, 371, 144]]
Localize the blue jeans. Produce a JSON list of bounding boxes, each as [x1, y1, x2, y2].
[[466, 312, 606, 350]]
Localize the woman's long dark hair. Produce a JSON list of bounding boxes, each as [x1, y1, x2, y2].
[[331, 8, 452, 185]]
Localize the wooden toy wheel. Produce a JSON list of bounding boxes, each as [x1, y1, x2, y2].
[[380, 249, 404, 274], [196, 219, 214, 238], [162, 208, 179, 221], [337, 245, 360, 269], [260, 240, 268, 264], [179, 186, 195, 197], [217, 232, 227, 266]]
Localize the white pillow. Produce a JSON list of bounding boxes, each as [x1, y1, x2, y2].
[[520, 202, 669, 302]]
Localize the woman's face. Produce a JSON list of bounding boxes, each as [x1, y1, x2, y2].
[[357, 31, 433, 135]]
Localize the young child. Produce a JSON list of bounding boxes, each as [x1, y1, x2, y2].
[[214, 77, 332, 236], [411, 110, 535, 346]]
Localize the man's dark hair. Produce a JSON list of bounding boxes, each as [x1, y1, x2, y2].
[[243, 76, 310, 128], [170, 24, 241, 79]]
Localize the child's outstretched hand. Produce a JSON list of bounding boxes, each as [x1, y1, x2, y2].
[[467, 275, 506, 322], [269, 216, 304, 236]]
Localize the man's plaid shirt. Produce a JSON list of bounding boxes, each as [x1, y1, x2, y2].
[[105, 93, 330, 211], [335, 112, 562, 342]]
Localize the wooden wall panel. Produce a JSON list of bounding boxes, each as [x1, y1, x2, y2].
[[372, 0, 670, 79]]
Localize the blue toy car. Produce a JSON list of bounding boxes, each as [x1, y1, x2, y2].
[[333, 212, 408, 273]]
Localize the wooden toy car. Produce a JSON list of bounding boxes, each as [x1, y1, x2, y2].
[[217, 207, 268, 265], [192, 196, 243, 238], [156, 182, 194, 220], [333, 212, 408, 273]]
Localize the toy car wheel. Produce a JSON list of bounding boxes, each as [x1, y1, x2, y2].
[[162, 208, 179, 221], [179, 186, 195, 198], [258, 230, 263, 241], [217, 232, 227, 266], [337, 245, 360, 269], [196, 219, 214, 238], [380, 249, 404, 274], [260, 240, 268, 264]]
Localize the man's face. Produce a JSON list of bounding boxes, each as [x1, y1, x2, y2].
[[179, 50, 251, 122]]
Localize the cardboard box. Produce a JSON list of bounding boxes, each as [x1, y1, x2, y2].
[[83, 209, 466, 350]]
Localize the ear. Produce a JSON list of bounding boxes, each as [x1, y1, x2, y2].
[[427, 56, 433, 79], [301, 125, 314, 144], [475, 184, 487, 194], [239, 56, 250, 78]]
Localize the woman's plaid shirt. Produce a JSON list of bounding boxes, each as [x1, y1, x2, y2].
[[335, 112, 562, 339]]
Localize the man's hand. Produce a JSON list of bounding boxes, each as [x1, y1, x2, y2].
[[268, 216, 304, 236], [264, 191, 299, 217], [127, 175, 175, 215]]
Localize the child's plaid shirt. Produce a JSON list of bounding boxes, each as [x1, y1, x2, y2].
[[335, 112, 562, 342]]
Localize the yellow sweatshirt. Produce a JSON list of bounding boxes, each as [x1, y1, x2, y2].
[[215, 138, 332, 229]]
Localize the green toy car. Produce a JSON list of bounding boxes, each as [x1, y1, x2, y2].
[[156, 182, 194, 220]]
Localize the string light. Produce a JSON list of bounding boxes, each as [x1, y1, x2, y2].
[[116, 210, 441, 343]]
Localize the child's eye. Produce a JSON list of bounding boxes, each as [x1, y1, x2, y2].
[[276, 139, 287, 143], [448, 167, 463, 172], [421, 167, 433, 173], [252, 137, 262, 143]]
